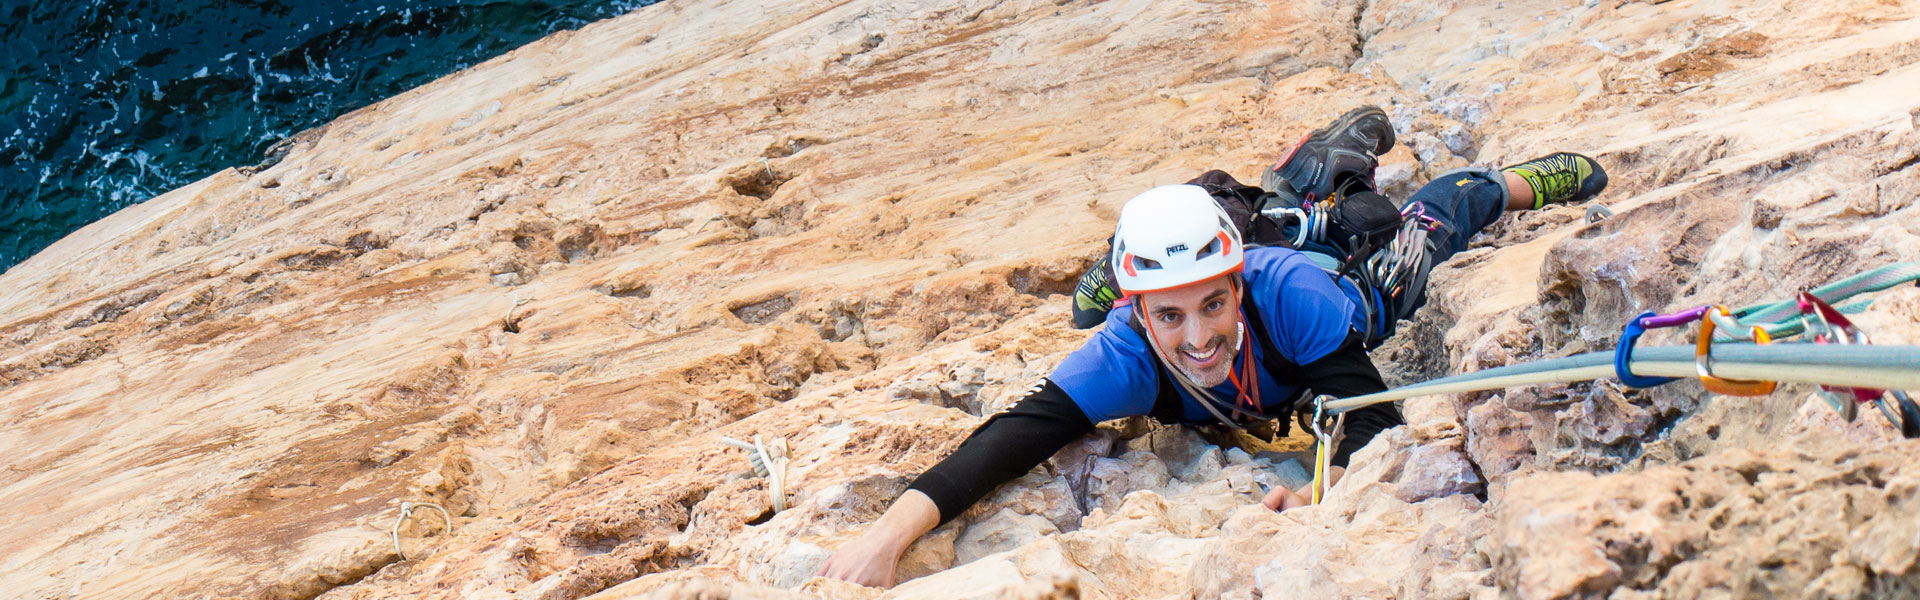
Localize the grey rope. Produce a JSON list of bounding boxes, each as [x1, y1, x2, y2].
[[1324, 344, 1920, 414], [1711, 262, 1920, 341]]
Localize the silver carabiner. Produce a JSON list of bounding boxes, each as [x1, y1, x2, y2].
[[1262, 206, 1312, 248], [1311, 395, 1328, 440]]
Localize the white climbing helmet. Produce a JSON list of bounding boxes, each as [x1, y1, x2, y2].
[[1110, 185, 1243, 295]]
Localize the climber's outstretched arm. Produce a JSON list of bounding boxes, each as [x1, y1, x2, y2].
[[905, 379, 1095, 521], [817, 489, 938, 588], [820, 379, 1095, 588]]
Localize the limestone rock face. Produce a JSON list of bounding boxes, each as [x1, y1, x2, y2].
[[3, 0, 1920, 598], [1493, 443, 1920, 599]]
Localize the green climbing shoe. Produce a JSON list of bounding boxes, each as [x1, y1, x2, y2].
[[1070, 260, 1120, 329], [1502, 152, 1609, 209]]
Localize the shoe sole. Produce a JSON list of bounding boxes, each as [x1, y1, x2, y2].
[[1275, 106, 1395, 170]]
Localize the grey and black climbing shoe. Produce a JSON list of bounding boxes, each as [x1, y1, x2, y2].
[[1502, 152, 1609, 209], [1070, 260, 1120, 329], [1264, 106, 1397, 203]]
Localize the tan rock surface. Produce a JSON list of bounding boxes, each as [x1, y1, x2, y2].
[[3, 0, 1920, 598]]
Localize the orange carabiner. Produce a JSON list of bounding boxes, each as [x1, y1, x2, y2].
[[1695, 306, 1777, 396]]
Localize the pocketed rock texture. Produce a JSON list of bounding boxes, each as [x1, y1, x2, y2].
[[2, 0, 1919, 598]]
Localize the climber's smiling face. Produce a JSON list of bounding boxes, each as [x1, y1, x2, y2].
[[1138, 276, 1241, 388]]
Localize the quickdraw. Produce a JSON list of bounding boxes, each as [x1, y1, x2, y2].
[[1799, 292, 1920, 435], [1603, 267, 1920, 433], [1708, 262, 1920, 342], [1308, 395, 1347, 505], [1614, 306, 1726, 388], [1366, 209, 1434, 301], [1694, 306, 1777, 396]]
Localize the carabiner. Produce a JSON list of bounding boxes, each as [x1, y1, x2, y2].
[[1263, 207, 1312, 248], [1799, 292, 1883, 403], [1892, 390, 1920, 439], [1306, 395, 1350, 505], [1641, 305, 1712, 329], [1800, 292, 1868, 344], [1615, 311, 1677, 387], [1694, 306, 1777, 396], [1613, 306, 1711, 388]]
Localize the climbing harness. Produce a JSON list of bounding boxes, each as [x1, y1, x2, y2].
[[1264, 198, 1440, 347], [391, 501, 453, 560], [721, 435, 791, 513]]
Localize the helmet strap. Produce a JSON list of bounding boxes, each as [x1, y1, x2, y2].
[[1224, 277, 1261, 411], [1135, 275, 1262, 420]]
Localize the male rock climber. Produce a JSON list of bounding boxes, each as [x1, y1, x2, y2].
[[819, 106, 1609, 588]]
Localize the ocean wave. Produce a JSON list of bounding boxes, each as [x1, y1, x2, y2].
[[0, 0, 657, 272]]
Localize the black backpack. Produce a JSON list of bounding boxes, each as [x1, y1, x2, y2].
[[1186, 170, 1403, 271]]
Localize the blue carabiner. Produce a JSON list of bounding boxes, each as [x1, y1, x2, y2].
[[1616, 311, 1678, 387]]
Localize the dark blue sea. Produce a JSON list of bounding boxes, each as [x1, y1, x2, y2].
[[0, 0, 656, 273]]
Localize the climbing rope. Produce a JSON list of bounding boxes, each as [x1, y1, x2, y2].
[[1707, 262, 1920, 341], [1612, 271, 1920, 429], [1305, 342, 1919, 498], [1290, 265, 1920, 502], [721, 435, 791, 514], [1319, 265, 1920, 425], [391, 501, 453, 560], [1325, 343, 1920, 413]]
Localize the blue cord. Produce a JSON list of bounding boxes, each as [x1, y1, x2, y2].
[[1615, 311, 1678, 387]]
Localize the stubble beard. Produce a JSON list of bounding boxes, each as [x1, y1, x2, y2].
[[1175, 335, 1236, 388]]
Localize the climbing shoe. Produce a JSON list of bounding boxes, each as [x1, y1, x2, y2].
[[1501, 152, 1609, 209], [1070, 260, 1121, 329], [1264, 105, 1397, 203]]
